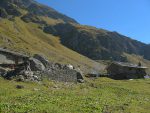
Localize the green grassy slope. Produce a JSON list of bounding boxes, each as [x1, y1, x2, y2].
[[0, 18, 105, 73], [0, 77, 150, 113], [0, 0, 149, 73]]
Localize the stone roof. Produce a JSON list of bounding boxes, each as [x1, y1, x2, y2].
[[113, 62, 148, 69], [0, 48, 29, 58]]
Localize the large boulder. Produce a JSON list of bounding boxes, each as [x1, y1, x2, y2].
[[30, 58, 45, 71], [33, 54, 50, 67]]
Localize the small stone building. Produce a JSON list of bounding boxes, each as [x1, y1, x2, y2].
[[106, 62, 147, 79], [0, 48, 29, 69]]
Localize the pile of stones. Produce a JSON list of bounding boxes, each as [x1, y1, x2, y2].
[[0, 54, 84, 83]]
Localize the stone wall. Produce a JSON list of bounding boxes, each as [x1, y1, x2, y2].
[[30, 54, 84, 83], [43, 64, 81, 82], [0, 52, 84, 83]]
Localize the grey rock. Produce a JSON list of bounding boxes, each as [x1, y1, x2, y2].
[[30, 58, 45, 71], [77, 79, 84, 83], [0, 49, 84, 83], [144, 75, 150, 79], [16, 70, 41, 82], [33, 54, 50, 67], [16, 75, 25, 82], [43, 63, 84, 82], [16, 85, 24, 89]]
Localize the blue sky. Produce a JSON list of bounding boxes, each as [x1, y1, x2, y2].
[[36, 0, 150, 44]]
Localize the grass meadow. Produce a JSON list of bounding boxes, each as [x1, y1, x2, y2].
[[0, 77, 150, 113]]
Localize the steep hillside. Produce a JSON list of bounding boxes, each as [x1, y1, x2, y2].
[[0, 0, 105, 74], [0, 0, 149, 73], [0, 0, 77, 23], [0, 18, 105, 74], [43, 23, 150, 61]]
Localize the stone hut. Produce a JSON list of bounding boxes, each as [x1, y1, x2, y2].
[[106, 62, 147, 79], [0, 48, 29, 69]]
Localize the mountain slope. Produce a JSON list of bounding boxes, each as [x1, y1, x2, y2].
[[0, 0, 149, 73], [43, 23, 150, 61], [0, 0, 104, 74], [0, 0, 77, 23], [0, 17, 105, 74]]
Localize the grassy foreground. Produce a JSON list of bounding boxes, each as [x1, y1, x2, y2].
[[0, 77, 150, 113]]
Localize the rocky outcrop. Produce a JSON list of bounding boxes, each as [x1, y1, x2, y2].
[[0, 50, 84, 83], [0, 0, 77, 23], [26, 3, 78, 23], [43, 23, 150, 61], [1, 0, 150, 63], [21, 13, 46, 24], [30, 55, 84, 82], [0, 1, 22, 17]]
